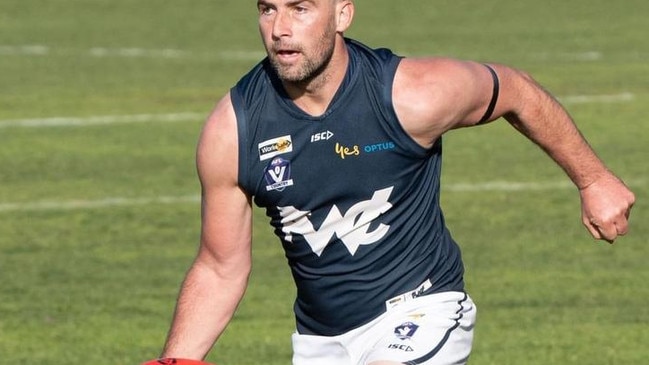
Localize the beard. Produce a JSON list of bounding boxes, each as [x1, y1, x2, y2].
[[267, 27, 337, 84]]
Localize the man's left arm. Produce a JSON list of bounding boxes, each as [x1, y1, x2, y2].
[[394, 59, 635, 242]]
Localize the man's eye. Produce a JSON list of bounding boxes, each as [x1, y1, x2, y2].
[[259, 6, 275, 15]]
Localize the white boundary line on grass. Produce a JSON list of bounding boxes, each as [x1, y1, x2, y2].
[[444, 180, 573, 192], [0, 112, 205, 128], [2, 44, 617, 62], [0, 195, 201, 213], [0, 92, 635, 129], [0, 179, 644, 213], [0, 45, 267, 61], [560, 92, 635, 104]]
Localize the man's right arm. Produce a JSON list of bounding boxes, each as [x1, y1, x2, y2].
[[161, 93, 253, 360]]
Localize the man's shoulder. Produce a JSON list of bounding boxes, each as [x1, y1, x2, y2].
[[346, 38, 401, 65], [235, 58, 271, 89], [231, 58, 276, 109], [344, 38, 402, 88]]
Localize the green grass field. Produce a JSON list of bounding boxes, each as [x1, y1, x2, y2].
[[0, 1, 647, 364]]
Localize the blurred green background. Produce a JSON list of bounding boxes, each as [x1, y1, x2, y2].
[[0, 1, 647, 364]]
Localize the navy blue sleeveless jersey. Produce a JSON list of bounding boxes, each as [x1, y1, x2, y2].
[[230, 38, 465, 336]]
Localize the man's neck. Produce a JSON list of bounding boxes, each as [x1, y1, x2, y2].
[[283, 38, 349, 117]]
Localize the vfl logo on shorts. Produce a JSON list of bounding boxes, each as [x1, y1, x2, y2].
[[389, 322, 419, 352], [259, 135, 293, 161], [265, 157, 294, 192], [394, 322, 419, 340]]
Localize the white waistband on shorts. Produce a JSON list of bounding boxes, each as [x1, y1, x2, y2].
[[384, 279, 433, 310]]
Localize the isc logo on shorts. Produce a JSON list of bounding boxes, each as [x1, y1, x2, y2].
[[388, 343, 414, 352]]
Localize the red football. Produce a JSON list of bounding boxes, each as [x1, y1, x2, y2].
[[141, 358, 216, 365]]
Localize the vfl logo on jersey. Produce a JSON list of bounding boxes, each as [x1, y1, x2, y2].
[[259, 135, 293, 161], [265, 157, 294, 192], [310, 130, 334, 143], [277, 187, 393, 256], [394, 322, 419, 340]]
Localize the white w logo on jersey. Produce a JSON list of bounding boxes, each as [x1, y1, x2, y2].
[[277, 187, 393, 256]]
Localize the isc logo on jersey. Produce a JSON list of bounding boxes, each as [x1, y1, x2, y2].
[[259, 135, 293, 161], [310, 130, 334, 142]]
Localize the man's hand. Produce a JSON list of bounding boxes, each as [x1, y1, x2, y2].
[[579, 173, 635, 243]]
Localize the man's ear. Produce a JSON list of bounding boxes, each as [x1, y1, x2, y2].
[[336, 1, 354, 33]]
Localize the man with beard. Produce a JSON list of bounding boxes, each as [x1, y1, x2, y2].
[[155, 1, 635, 364]]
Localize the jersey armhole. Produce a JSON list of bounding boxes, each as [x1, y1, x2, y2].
[[229, 87, 252, 194], [381, 56, 433, 156]]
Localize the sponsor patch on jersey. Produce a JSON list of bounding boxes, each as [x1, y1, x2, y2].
[[264, 157, 294, 192], [334, 140, 395, 159], [363, 141, 396, 153], [334, 142, 360, 159], [259, 135, 293, 161]]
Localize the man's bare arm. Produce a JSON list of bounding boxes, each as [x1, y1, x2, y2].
[[393, 58, 635, 242], [488, 64, 635, 242], [162, 93, 253, 359]]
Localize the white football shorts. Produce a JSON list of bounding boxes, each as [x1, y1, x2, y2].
[[292, 291, 476, 365]]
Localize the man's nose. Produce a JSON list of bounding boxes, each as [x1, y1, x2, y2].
[[272, 10, 292, 39]]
